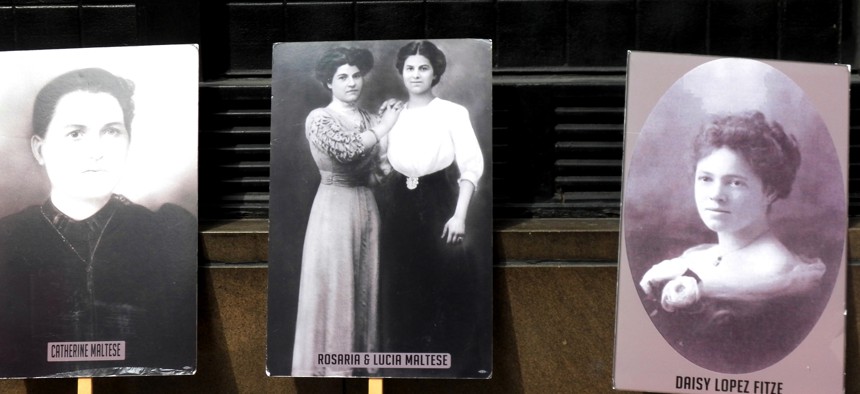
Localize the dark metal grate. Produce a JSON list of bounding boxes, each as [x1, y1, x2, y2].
[[199, 79, 272, 219], [492, 77, 626, 219], [552, 85, 624, 217]]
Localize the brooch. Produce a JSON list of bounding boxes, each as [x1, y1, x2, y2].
[[406, 177, 419, 190]]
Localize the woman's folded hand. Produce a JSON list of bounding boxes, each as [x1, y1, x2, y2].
[[661, 276, 701, 312], [639, 257, 690, 297]]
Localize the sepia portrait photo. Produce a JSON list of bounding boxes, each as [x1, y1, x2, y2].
[[615, 52, 848, 393], [0, 45, 199, 378]]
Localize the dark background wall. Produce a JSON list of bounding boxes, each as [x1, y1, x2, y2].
[[0, 1, 857, 393], [2, 0, 852, 220]]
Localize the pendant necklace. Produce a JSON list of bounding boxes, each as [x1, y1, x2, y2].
[[713, 229, 771, 267]]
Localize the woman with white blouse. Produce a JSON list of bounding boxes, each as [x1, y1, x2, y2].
[[378, 40, 485, 375]]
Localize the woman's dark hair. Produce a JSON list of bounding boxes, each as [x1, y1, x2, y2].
[[33, 68, 135, 138], [692, 111, 801, 201], [395, 41, 447, 87], [313, 47, 374, 89]]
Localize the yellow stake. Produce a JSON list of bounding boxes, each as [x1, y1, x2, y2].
[[369, 378, 383, 394], [77, 378, 92, 394]]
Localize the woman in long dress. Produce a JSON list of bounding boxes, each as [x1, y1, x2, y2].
[[638, 111, 826, 372], [378, 41, 488, 376], [291, 47, 401, 376]]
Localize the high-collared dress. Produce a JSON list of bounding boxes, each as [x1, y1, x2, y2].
[[0, 194, 197, 378], [291, 107, 383, 376]]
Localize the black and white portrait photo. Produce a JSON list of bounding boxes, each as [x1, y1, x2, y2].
[[267, 39, 492, 379], [614, 52, 848, 393], [0, 45, 199, 378]]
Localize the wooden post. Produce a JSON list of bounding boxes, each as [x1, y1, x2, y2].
[[77, 378, 93, 394], [368, 378, 382, 394]]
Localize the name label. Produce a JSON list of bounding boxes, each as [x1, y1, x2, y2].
[[316, 352, 450, 369], [47, 341, 126, 362]]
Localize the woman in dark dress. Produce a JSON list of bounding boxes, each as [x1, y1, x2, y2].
[[291, 47, 402, 376], [0, 68, 196, 378], [378, 41, 489, 377]]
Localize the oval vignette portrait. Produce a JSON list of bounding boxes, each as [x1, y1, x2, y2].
[[623, 58, 845, 373]]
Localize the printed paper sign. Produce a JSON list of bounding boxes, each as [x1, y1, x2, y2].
[[267, 39, 493, 378], [0, 45, 199, 378], [614, 51, 848, 393]]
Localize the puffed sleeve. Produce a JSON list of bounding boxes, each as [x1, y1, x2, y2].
[[305, 109, 367, 163], [449, 104, 484, 188]]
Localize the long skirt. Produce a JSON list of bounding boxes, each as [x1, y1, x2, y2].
[[291, 183, 379, 376], [378, 166, 487, 376]]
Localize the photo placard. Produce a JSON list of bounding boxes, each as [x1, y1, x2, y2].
[[267, 39, 493, 378], [614, 51, 848, 393], [0, 45, 199, 378]]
